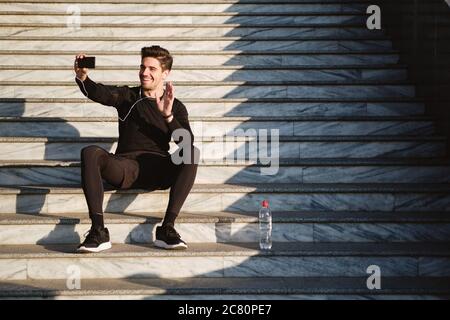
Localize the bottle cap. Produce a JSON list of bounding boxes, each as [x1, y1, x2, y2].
[[262, 200, 269, 208]]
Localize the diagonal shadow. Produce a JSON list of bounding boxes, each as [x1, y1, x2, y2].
[[4, 98, 83, 246]]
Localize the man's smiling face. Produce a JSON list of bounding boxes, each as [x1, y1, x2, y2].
[[139, 57, 170, 90]]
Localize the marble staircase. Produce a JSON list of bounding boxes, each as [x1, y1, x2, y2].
[[1, 0, 450, 299]]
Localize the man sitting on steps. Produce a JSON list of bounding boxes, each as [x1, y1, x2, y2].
[[74, 46, 199, 253]]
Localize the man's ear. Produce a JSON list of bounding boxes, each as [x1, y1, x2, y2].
[[162, 69, 170, 80]]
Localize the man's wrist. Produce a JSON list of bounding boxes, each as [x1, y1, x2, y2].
[[164, 114, 174, 123], [162, 111, 173, 119], [75, 74, 88, 82]]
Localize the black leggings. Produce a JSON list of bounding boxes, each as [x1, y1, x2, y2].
[[80, 145, 199, 229]]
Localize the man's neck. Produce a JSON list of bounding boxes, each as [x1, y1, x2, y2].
[[142, 85, 164, 99]]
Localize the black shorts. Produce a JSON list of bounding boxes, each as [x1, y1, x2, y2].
[[106, 152, 181, 190]]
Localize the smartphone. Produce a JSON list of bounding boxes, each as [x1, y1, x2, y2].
[[77, 56, 96, 69]]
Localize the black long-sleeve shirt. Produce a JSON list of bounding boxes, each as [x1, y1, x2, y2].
[[75, 76, 194, 158]]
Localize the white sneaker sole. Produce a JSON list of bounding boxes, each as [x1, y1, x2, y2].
[[77, 241, 112, 253], [154, 240, 188, 250]]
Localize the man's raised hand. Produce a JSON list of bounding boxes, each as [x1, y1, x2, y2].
[[157, 81, 175, 119], [74, 53, 89, 81]]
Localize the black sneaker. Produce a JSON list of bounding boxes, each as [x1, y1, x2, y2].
[[154, 225, 188, 250], [77, 227, 112, 253]]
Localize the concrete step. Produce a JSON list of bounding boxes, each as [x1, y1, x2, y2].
[[0, 2, 369, 14], [1, 211, 450, 245], [0, 99, 425, 118], [1, 242, 450, 280], [0, 51, 401, 66], [1, 276, 450, 299], [0, 82, 414, 99], [0, 25, 386, 39], [0, 39, 393, 52], [2, 159, 450, 186], [1, 183, 450, 214], [4, 210, 450, 223], [0, 136, 445, 160], [0, 65, 409, 83], [0, 116, 435, 137], [0, 12, 370, 26]]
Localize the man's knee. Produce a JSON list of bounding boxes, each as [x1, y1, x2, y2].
[[80, 145, 104, 165]]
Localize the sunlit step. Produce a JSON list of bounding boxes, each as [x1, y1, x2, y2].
[[0, 51, 401, 67], [0, 82, 414, 99], [1, 160, 450, 186], [0, 100, 425, 117], [2, 242, 450, 280], [1, 183, 450, 214], [1, 211, 450, 244], [0, 116, 434, 137], [0, 136, 444, 160], [0, 66, 407, 82], [0, 2, 369, 14], [0, 26, 385, 39], [1, 276, 449, 299], [0, 12, 370, 26], [0, 39, 393, 52]]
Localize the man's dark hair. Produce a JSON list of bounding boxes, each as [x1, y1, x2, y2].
[[141, 46, 173, 71]]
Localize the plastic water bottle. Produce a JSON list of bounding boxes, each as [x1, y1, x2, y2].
[[259, 200, 272, 250]]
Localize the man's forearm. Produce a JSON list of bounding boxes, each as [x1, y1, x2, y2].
[[75, 76, 123, 107], [75, 75, 91, 98]]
